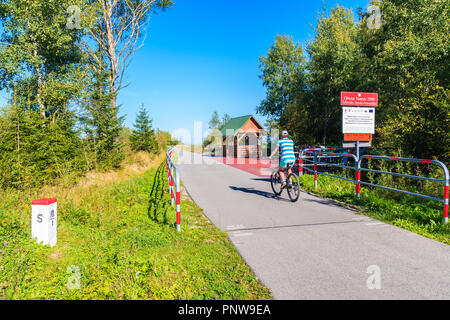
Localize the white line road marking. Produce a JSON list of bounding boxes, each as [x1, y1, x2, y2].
[[229, 232, 253, 237], [226, 224, 245, 231], [365, 222, 385, 226]]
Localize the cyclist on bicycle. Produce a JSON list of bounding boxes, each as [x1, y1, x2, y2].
[[270, 130, 296, 188]]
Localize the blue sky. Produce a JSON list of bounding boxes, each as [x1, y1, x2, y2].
[[120, 0, 370, 143], [0, 0, 371, 143]]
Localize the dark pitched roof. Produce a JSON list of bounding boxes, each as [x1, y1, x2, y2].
[[220, 115, 263, 136]]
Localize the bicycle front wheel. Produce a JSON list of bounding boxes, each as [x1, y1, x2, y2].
[[287, 173, 301, 202]]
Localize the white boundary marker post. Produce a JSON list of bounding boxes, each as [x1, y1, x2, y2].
[[31, 198, 57, 247]]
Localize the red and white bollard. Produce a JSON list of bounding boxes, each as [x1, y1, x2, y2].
[[175, 164, 181, 232], [314, 163, 318, 189], [176, 188, 181, 232], [299, 158, 303, 176], [31, 198, 57, 247], [444, 184, 449, 225], [356, 170, 361, 198]]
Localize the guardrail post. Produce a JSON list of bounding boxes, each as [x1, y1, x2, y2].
[[355, 149, 361, 198], [167, 160, 171, 195], [170, 173, 174, 207], [444, 182, 449, 225], [314, 151, 318, 189], [436, 159, 450, 225], [175, 167, 181, 232], [299, 157, 303, 177], [355, 161, 361, 198]]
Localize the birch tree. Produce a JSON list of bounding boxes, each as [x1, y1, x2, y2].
[[0, 0, 85, 119], [80, 0, 173, 111]]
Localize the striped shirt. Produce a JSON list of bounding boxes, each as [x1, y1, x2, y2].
[[278, 138, 296, 162]]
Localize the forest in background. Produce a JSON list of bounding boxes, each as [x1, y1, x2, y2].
[[0, 0, 175, 189], [258, 0, 449, 162], [0, 0, 448, 190]]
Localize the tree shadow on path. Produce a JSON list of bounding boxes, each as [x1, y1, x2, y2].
[[147, 161, 170, 225]]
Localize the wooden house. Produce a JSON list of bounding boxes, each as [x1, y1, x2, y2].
[[220, 115, 264, 158]]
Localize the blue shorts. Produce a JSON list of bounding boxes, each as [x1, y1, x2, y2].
[[280, 159, 295, 168]]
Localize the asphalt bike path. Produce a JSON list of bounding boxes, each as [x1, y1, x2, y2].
[[175, 148, 450, 299]]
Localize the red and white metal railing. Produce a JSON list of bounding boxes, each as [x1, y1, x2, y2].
[[357, 155, 449, 224], [166, 147, 181, 232], [300, 148, 358, 190], [299, 148, 449, 224]]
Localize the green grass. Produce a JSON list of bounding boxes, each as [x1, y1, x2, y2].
[[299, 174, 450, 245], [0, 161, 272, 300]]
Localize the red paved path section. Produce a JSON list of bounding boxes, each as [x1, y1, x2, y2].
[[205, 155, 278, 177]]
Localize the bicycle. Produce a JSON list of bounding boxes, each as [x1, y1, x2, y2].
[[270, 162, 301, 202]]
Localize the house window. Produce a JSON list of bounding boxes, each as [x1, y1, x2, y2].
[[244, 135, 249, 146]]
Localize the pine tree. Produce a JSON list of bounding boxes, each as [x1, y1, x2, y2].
[[81, 44, 125, 171], [0, 0, 88, 188], [130, 105, 159, 154]]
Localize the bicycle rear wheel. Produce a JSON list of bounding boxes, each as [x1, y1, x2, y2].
[[270, 169, 282, 196], [287, 173, 301, 202]]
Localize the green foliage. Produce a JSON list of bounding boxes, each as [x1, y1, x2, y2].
[[0, 0, 92, 188], [80, 37, 126, 172], [258, 8, 365, 145], [0, 0, 175, 189], [364, 0, 450, 160], [130, 105, 159, 154], [208, 111, 221, 130], [82, 99, 125, 171], [258, 1, 449, 161], [306, 6, 366, 145], [221, 113, 231, 128], [203, 110, 231, 149], [156, 130, 174, 152], [257, 35, 307, 121], [207, 110, 231, 131], [0, 0, 86, 115], [0, 104, 87, 189]]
